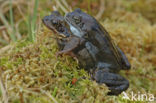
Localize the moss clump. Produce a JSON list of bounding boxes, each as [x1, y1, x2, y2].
[[0, 33, 109, 103]]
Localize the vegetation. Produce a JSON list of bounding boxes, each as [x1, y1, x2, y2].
[[0, 0, 156, 103]]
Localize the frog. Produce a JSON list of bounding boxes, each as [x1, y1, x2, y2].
[[42, 11, 85, 58], [64, 8, 131, 95], [42, 9, 131, 95]]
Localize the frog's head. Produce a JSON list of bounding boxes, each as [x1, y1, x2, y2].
[[65, 8, 97, 38], [42, 11, 70, 38]]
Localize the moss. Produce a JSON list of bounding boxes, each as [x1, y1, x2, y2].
[[0, 33, 110, 103]]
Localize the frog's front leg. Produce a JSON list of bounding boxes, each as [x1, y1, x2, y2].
[[93, 69, 129, 95], [56, 38, 67, 50], [56, 36, 85, 58]]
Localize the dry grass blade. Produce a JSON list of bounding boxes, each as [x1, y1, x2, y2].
[[9, 0, 17, 42], [95, 0, 105, 20], [0, 9, 11, 30], [0, 70, 8, 103], [0, 26, 6, 30], [54, 0, 68, 13], [61, 0, 72, 12], [0, 45, 12, 54], [1, 31, 9, 44], [15, 19, 23, 40]]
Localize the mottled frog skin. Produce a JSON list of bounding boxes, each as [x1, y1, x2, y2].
[[42, 9, 131, 95]]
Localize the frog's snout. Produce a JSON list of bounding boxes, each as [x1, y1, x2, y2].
[[42, 16, 48, 22]]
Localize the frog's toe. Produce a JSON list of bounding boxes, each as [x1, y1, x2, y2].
[[55, 51, 63, 57], [107, 79, 129, 95], [93, 70, 129, 95]]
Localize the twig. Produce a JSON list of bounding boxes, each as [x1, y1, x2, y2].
[[95, 0, 105, 20], [0, 69, 8, 103]]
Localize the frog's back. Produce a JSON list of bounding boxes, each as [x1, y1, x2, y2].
[[97, 22, 130, 70], [87, 20, 130, 71]]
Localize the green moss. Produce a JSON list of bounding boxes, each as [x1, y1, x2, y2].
[[13, 99, 20, 103], [0, 34, 109, 102], [0, 57, 9, 66]]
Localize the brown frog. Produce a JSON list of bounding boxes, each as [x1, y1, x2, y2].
[[65, 8, 131, 95], [42, 11, 85, 57], [65, 8, 131, 71], [42, 9, 131, 95]]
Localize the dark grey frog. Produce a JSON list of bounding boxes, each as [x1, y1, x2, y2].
[[42, 9, 131, 95]]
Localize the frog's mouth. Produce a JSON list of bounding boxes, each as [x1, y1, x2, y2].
[[64, 14, 84, 38], [55, 27, 69, 38]]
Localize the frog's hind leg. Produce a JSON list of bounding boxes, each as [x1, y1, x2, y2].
[[93, 69, 129, 95], [116, 46, 131, 70]]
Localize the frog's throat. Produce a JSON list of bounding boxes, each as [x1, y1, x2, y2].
[[64, 15, 84, 38], [52, 28, 67, 38]]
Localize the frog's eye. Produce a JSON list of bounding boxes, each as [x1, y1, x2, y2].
[[51, 20, 57, 26], [73, 16, 81, 24], [84, 33, 89, 38], [79, 22, 84, 28]]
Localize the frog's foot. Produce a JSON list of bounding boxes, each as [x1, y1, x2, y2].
[[55, 51, 63, 57], [93, 69, 129, 95], [56, 50, 77, 58]]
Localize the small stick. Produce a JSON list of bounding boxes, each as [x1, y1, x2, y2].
[[0, 69, 8, 103]]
